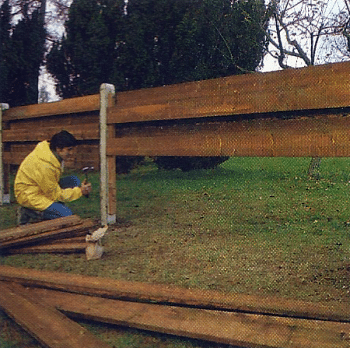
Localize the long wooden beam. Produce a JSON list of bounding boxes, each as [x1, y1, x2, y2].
[[108, 61, 350, 124], [25, 286, 350, 348], [2, 94, 100, 121], [2, 123, 99, 142], [107, 113, 350, 157], [2, 62, 350, 125], [0, 265, 349, 322], [0, 282, 112, 348]]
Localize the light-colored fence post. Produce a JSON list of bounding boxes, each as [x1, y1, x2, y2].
[[99, 84, 116, 225], [0, 103, 9, 205]]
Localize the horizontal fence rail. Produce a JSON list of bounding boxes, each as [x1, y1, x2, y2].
[[107, 112, 350, 158], [108, 61, 350, 123], [2, 94, 100, 121]]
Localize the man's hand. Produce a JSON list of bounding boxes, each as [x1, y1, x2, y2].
[[81, 179, 92, 196]]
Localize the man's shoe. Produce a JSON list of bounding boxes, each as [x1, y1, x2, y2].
[[17, 206, 44, 225]]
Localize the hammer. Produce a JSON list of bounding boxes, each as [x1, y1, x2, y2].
[[82, 166, 94, 197]]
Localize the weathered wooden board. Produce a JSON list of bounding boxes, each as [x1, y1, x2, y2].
[[0, 216, 95, 250], [0, 215, 82, 242], [0, 222, 93, 250], [3, 143, 100, 168], [108, 61, 350, 124], [7, 112, 99, 129], [5, 242, 87, 255], [107, 113, 350, 157], [0, 282, 112, 348], [2, 123, 99, 142], [4, 235, 87, 254], [25, 287, 350, 348], [43, 236, 87, 244], [0, 265, 349, 322], [2, 94, 100, 121]]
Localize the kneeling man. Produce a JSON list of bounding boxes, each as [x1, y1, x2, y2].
[[15, 130, 92, 224]]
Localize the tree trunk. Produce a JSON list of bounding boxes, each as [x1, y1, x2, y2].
[[308, 157, 321, 179]]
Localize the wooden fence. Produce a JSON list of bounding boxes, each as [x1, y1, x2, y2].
[[2, 61, 350, 223]]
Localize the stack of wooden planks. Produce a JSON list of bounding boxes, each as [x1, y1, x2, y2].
[[0, 215, 96, 255], [0, 265, 349, 348]]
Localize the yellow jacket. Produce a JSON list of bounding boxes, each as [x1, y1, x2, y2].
[[14, 141, 82, 211]]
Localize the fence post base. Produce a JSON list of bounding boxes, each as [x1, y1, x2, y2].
[[107, 214, 116, 224], [2, 195, 10, 204]]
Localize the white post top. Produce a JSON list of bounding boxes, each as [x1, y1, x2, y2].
[[100, 84, 115, 94], [0, 103, 9, 111]]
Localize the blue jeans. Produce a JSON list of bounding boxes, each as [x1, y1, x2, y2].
[[43, 175, 81, 220]]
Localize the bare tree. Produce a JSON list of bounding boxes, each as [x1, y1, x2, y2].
[[265, 0, 350, 69], [264, 0, 350, 178]]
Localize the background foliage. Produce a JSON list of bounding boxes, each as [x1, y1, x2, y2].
[[47, 0, 269, 97], [0, 0, 46, 106]]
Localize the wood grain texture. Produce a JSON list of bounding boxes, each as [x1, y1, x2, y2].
[[0, 265, 349, 322], [106, 114, 350, 157], [2, 94, 100, 121], [0, 282, 112, 348], [25, 286, 350, 348], [108, 62, 350, 124], [0, 216, 95, 250]]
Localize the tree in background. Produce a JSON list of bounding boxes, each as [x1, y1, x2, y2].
[[265, 0, 350, 69], [47, 0, 269, 172], [0, 0, 12, 103], [264, 0, 350, 178], [47, 0, 124, 98], [47, 0, 269, 97], [0, 0, 46, 106]]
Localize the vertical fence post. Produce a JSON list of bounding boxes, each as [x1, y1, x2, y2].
[[0, 103, 9, 206], [99, 84, 116, 225]]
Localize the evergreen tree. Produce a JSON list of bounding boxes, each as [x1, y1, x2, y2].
[[0, 0, 12, 103], [47, 0, 269, 172], [169, 0, 268, 84], [8, 6, 46, 106], [0, 1, 46, 106], [47, 0, 125, 98], [47, 0, 269, 97]]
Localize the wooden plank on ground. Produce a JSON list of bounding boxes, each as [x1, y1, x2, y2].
[[25, 287, 350, 348], [0, 282, 112, 348], [5, 242, 87, 255], [42, 236, 87, 244], [108, 61, 350, 124], [0, 215, 82, 242], [0, 217, 95, 250], [0, 265, 349, 322]]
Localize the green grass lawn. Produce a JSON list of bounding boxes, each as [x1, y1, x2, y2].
[[1, 157, 350, 347]]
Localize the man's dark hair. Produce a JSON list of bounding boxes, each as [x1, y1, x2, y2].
[[50, 130, 78, 151]]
